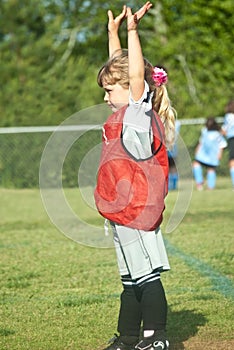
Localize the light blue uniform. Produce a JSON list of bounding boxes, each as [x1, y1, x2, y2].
[[222, 112, 234, 186], [222, 113, 234, 139], [195, 128, 227, 167]]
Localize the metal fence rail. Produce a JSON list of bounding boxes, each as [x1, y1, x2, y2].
[[0, 118, 229, 188]]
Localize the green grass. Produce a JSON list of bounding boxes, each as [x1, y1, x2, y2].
[[0, 178, 233, 350]]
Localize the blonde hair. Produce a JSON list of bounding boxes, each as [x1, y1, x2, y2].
[[98, 49, 176, 148]]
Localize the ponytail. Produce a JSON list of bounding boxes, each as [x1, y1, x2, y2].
[[144, 59, 176, 149], [152, 85, 176, 149]]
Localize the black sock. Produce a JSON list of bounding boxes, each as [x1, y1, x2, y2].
[[140, 279, 167, 331], [117, 284, 142, 337]]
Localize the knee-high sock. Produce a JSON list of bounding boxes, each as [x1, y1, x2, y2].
[[207, 169, 216, 189], [168, 173, 178, 190], [140, 279, 167, 331], [193, 163, 203, 184], [230, 167, 234, 186], [117, 284, 142, 336]]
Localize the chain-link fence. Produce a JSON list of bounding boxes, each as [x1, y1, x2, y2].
[[0, 117, 229, 189]]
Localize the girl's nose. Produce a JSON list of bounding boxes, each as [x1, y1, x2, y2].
[[104, 92, 109, 102]]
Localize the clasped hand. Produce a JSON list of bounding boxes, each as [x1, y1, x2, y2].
[[107, 1, 152, 33]]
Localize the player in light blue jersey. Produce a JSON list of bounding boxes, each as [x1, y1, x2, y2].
[[193, 117, 227, 190], [222, 100, 234, 188]]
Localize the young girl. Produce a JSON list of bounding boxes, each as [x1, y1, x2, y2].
[[193, 117, 227, 190], [95, 3, 176, 349]]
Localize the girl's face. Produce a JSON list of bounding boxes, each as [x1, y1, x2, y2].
[[103, 82, 129, 112]]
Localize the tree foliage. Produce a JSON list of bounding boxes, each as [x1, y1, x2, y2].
[[0, 0, 233, 126]]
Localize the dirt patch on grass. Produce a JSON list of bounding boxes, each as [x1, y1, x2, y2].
[[171, 339, 234, 349]]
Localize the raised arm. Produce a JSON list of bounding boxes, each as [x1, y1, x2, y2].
[[126, 2, 152, 101], [107, 5, 126, 57]]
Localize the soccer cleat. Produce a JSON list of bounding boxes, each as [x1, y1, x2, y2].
[[103, 334, 138, 350], [135, 339, 169, 350]]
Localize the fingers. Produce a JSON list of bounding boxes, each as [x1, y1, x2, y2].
[[126, 6, 132, 17], [108, 2, 152, 26], [120, 4, 127, 17], [130, 2, 152, 23], [107, 10, 114, 21], [144, 1, 153, 9], [145, 1, 153, 11], [138, 1, 153, 14], [108, 5, 127, 22], [115, 5, 127, 23]]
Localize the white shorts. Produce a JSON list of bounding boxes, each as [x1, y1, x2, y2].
[[110, 222, 170, 280]]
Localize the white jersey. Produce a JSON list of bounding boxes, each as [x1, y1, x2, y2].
[[110, 81, 170, 279], [122, 81, 154, 159]]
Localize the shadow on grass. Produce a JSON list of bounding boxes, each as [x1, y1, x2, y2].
[[182, 210, 233, 222], [0, 328, 16, 336], [167, 308, 207, 349]]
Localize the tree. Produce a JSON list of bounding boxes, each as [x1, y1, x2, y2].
[[0, 0, 233, 126]]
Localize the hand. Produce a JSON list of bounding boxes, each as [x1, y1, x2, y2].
[[107, 5, 127, 34], [126, 1, 152, 31]]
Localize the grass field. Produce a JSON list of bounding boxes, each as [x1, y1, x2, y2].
[[0, 178, 233, 350]]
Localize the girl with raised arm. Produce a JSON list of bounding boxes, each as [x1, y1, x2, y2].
[[95, 3, 176, 349]]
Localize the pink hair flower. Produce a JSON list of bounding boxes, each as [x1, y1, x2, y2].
[[152, 67, 168, 87]]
